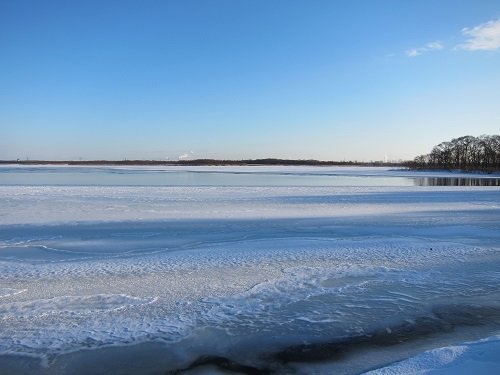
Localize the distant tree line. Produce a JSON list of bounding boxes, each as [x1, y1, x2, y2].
[[408, 135, 500, 172], [1, 158, 404, 167], [176, 158, 402, 167]]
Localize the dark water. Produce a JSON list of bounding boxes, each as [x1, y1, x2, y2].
[[414, 177, 500, 186], [1, 166, 499, 187]]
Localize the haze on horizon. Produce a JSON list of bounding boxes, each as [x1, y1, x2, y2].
[[1, 1, 499, 162]]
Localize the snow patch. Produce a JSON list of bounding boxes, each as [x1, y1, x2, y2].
[[364, 336, 500, 375]]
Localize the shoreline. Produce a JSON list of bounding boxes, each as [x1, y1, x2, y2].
[[1, 316, 498, 375]]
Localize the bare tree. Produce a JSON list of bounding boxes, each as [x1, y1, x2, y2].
[[409, 135, 500, 172]]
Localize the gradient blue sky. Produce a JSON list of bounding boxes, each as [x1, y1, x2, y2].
[[1, 1, 499, 161]]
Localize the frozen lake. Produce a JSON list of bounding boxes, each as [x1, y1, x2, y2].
[[0, 165, 499, 374], [1, 164, 499, 186]]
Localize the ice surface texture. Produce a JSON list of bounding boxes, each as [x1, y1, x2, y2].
[[0, 166, 499, 374]]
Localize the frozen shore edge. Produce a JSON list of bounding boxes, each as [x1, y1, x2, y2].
[[363, 335, 500, 375], [1, 333, 499, 375], [1, 302, 499, 375]]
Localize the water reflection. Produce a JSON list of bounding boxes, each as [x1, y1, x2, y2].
[[414, 177, 500, 186]]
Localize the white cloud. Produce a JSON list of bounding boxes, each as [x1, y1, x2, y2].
[[459, 19, 500, 51], [178, 151, 194, 160], [405, 41, 443, 57], [406, 48, 421, 57]]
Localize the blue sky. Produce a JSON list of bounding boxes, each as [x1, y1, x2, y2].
[[1, 1, 499, 161]]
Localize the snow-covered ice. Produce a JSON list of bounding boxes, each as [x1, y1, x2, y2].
[[364, 335, 500, 375], [0, 166, 499, 374]]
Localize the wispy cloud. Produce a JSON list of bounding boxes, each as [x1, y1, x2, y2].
[[404, 19, 500, 57], [405, 41, 444, 57], [458, 19, 500, 51]]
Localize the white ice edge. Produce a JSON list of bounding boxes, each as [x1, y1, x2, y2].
[[363, 335, 500, 375]]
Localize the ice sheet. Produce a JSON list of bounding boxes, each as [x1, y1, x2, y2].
[[0, 166, 499, 373]]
